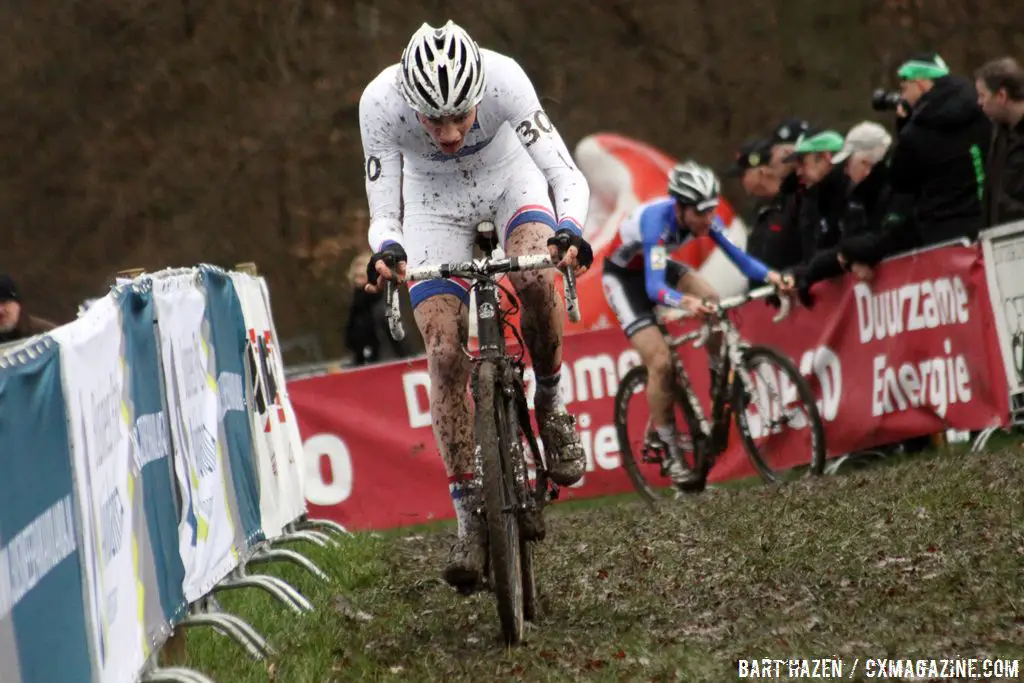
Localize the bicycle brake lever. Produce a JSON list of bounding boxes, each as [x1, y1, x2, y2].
[[771, 293, 793, 324], [385, 278, 406, 341], [561, 265, 582, 324], [691, 323, 712, 349]]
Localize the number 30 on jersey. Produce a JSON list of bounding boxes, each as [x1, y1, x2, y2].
[[516, 110, 553, 147]]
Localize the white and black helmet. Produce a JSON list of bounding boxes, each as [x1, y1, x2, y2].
[[399, 21, 486, 118], [668, 161, 720, 212]]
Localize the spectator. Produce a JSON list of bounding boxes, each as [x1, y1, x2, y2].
[[0, 273, 57, 344], [767, 117, 810, 176], [833, 122, 895, 243], [723, 138, 802, 287], [344, 251, 412, 366], [842, 52, 991, 268], [794, 122, 894, 289], [975, 56, 1024, 225], [766, 118, 812, 258], [784, 129, 850, 262]]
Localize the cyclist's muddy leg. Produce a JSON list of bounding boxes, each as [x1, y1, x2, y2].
[[504, 221, 564, 389], [413, 294, 476, 533], [504, 220, 585, 486]]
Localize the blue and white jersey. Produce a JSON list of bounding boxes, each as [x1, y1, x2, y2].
[[606, 197, 770, 307]]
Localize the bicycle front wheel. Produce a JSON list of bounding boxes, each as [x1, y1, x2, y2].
[[614, 365, 702, 506], [475, 360, 525, 645], [732, 345, 827, 483]]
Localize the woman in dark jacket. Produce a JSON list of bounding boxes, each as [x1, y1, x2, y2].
[[343, 253, 412, 365]]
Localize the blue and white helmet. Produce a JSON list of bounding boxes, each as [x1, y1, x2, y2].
[[668, 161, 720, 212], [399, 21, 486, 118]]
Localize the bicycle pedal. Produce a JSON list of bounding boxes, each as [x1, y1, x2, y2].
[[519, 508, 546, 542], [675, 478, 708, 495]]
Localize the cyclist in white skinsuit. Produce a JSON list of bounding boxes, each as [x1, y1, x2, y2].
[[359, 20, 595, 590]]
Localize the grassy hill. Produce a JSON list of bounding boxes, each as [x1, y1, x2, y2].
[[181, 444, 1024, 681]]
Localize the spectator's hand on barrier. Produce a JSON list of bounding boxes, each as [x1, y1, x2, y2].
[[766, 270, 795, 295], [795, 283, 816, 309], [365, 244, 408, 294], [851, 262, 875, 282]]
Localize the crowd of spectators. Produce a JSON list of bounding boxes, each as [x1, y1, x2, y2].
[[727, 52, 1024, 301], [722, 51, 1024, 453]]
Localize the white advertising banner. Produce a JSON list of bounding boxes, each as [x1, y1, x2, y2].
[[980, 219, 1024, 400], [52, 295, 147, 683], [257, 277, 308, 518], [229, 273, 306, 536], [152, 272, 239, 601]]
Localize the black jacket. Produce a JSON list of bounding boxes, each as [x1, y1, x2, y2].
[[984, 116, 1024, 227], [344, 287, 411, 365], [796, 159, 892, 289], [749, 200, 802, 270], [798, 163, 850, 260], [887, 75, 991, 244], [844, 154, 893, 238], [745, 171, 806, 279]]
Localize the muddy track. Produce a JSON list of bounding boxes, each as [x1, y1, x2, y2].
[[186, 448, 1024, 682]]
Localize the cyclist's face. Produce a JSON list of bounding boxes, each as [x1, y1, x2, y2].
[[677, 203, 714, 235], [417, 107, 478, 155]]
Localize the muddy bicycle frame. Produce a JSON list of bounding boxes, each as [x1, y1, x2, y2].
[[381, 220, 582, 645]]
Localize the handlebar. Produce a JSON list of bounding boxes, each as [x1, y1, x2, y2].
[[384, 253, 582, 341], [656, 285, 793, 325]]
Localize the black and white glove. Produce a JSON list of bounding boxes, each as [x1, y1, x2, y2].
[[366, 242, 408, 285], [546, 229, 594, 269]]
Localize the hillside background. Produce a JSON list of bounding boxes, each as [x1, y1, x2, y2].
[[3, 0, 1022, 361]]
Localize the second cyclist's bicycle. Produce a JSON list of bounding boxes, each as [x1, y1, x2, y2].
[[613, 286, 827, 505]]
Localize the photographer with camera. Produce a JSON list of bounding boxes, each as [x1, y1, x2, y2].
[[841, 52, 991, 268]]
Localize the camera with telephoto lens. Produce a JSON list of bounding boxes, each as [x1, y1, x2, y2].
[[871, 88, 903, 112]]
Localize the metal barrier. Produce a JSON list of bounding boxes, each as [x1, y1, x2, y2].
[[0, 262, 348, 683]]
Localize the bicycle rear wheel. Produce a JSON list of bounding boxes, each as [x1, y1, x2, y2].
[[732, 345, 827, 483], [614, 365, 702, 505], [475, 360, 525, 645]]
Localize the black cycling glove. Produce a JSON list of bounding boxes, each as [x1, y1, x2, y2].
[[546, 229, 594, 269], [366, 242, 408, 283]]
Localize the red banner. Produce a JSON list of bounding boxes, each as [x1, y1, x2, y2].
[[290, 244, 1009, 531]]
